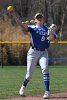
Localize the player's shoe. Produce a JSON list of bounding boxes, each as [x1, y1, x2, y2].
[[43, 91, 50, 99], [19, 85, 26, 96]]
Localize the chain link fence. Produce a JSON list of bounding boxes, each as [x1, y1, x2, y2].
[[0, 41, 67, 67]]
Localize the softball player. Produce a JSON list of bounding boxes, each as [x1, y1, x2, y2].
[[11, 12, 58, 99]]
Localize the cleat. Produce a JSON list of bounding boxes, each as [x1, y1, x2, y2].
[[43, 91, 50, 99], [19, 85, 26, 96]]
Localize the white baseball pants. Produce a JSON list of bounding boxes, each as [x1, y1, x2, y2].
[[25, 47, 49, 80]]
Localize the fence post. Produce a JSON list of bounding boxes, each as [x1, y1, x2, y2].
[[1, 44, 3, 68]]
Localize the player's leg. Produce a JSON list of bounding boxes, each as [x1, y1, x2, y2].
[[19, 48, 39, 96], [39, 50, 50, 98]]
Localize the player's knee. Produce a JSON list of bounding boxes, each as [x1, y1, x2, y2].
[[42, 68, 49, 74]]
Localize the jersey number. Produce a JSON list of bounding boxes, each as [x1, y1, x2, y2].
[[41, 36, 45, 41]]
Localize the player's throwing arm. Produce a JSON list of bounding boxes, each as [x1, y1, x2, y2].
[[7, 5, 28, 30]]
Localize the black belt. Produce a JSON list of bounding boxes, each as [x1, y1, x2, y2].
[[31, 46, 46, 51]]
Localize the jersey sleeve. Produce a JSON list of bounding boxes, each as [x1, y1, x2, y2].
[[27, 25, 35, 32]]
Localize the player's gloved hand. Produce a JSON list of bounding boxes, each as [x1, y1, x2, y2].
[[47, 24, 57, 40], [49, 24, 57, 33]]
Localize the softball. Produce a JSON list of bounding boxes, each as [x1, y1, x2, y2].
[[7, 6, 14, 12]]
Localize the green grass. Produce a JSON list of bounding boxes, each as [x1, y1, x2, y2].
[[0, 65, 67, 99]]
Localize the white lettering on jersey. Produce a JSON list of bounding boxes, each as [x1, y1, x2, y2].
[[36, 30, 47, 36]]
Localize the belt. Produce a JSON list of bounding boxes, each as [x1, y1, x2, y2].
[[31, 46, 46, 51]]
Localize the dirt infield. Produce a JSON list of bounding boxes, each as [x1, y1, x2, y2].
[[6, 92, 67, 100]]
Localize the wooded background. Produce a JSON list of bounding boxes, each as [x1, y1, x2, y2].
[[0, 0, 67, 39]]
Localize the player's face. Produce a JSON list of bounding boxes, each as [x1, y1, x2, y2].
[[35, 15, 44, 24]]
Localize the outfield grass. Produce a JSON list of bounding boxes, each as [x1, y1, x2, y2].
[[0, 65, 67, 99]]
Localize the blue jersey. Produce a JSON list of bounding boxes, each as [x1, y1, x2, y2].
[[28, 25, 50, 50]]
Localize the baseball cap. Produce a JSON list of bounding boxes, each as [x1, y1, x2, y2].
[[34, 13, 44, 19]]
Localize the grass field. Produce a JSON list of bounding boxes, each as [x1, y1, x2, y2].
[[0, 65, 67, 99]]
